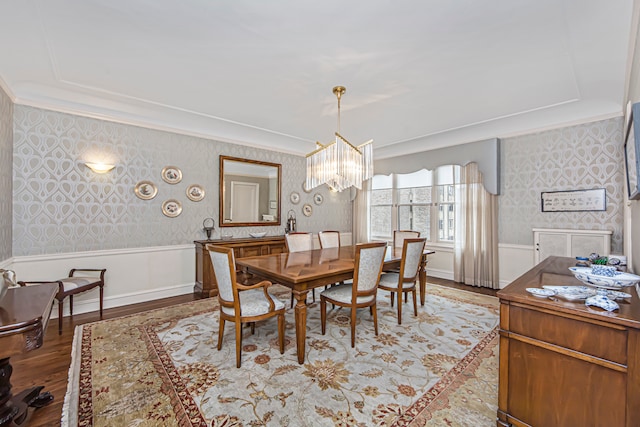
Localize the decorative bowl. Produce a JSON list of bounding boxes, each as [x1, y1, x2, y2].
[[249, 232, 267, 238], [568, 267, 640, 290], [220, 234, 233, 240]]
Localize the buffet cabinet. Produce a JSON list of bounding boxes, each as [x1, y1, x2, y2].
[[497, 256, 640, 427], [194, 236, 286, 298]]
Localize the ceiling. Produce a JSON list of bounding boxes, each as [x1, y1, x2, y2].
[[0, 0, 635, 158]]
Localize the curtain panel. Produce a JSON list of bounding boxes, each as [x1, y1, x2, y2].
[[454, 163, 500, 288]]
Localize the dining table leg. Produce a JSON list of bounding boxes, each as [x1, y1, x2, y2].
[[293, 289, 309, 364], [419, 256, 427, 306]]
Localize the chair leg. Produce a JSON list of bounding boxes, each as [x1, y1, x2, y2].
[[278, 313, 285, 354], [390, 292, 395, 307], [412, 289, 418, 316], [235, 321, 243, 368], [397, 294, 403, 325], [58, 299, 63, 335], [99, 285, 104, 319], [250, 322, 255, 335], [372, 304, 378, 336], [320, 298, 327, 335], [290, 293, 294, 309], [312, 289, 316, 303], [350, 307, 357, 348], [217, 318, 226, 350], [69, 295, 73, 317]]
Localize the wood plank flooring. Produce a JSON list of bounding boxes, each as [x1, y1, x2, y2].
[[8, 278, 496, 427]]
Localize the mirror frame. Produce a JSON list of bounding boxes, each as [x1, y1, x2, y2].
[[219, 155, 282, 227]]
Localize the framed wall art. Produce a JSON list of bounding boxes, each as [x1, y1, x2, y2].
[[186, 184, 205, 202], [624, 101, 640, 200], [134, 181, 158, 200], [540, 188, 606, 212], [162, 199, 182, 217]]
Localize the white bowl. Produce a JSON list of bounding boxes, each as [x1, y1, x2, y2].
[[220, 234, 233, 240], [568, 267, 640, 290], [249, 232, 267, 238]]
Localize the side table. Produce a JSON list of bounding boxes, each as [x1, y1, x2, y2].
[[0, 283, 57, 426]]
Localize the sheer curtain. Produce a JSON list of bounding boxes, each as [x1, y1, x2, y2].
[[453, 162, 499, 288], [353, 179, 371, 243]]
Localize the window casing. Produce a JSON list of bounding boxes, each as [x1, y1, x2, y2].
[[370, 166, 459, 244]]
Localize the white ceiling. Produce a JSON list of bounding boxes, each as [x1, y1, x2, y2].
[[0, 0, 634, 158]]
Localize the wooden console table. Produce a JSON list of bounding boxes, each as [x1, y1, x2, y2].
[[497, 256, 640, 426], [194, 236, 286, 298], [0, 283, 57, 426]]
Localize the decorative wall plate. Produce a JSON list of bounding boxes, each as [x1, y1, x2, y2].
[[313, 193, 323, 205], [162, 199, 182, 217], [302, 181, 312, 193], [161, 166, 182, 184], [134, 181, 158, 200], [290, 192, 300, 204], [302, 203, 313, 217], [186, 184, 205, 201]]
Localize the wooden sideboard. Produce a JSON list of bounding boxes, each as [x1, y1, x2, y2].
[[497, 256, 640, 427], [194, 236, 287, 298]]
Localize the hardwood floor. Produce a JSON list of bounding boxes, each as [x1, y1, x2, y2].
[[8, 278, 494, 426]]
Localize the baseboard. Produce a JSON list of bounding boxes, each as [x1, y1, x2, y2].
[[51, 281, 195, 319], [426, 268, 454, 281]]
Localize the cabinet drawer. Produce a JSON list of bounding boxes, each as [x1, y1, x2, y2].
[[509, 305, 627, 365]]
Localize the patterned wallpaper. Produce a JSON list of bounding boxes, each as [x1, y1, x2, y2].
[[0, 86, 12, 262], [499, 117, 624, 253], [12, 106, 352, 256]]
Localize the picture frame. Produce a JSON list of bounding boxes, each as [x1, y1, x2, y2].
[[161, 166, 182, 184], [624, 102, 640, 200], [540, 188, 606, 212]]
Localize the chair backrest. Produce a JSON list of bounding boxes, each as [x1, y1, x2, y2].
[[352, 242, 387, 296], [206, 245, 238, 307], [318, 231, 341, 249], [285, 232, 313, 252], [399, 238, 427, 281], [393, 230, 421, 249]]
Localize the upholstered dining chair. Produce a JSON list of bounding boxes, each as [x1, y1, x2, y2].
[[320, 241, 387, 347], [393, 230, 421, 249], [207, 244, 285, 368], [286, 232, 315, 306], [18, 268, 106, 334], [378, 238, 426, 324], [318, 230, 341, 249]]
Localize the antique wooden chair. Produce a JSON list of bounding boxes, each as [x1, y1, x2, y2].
[[18, 268, 106, 334], [320, 241, 387, 347], [286, 232, 315, 306], [378, 238, 426, 324], [318, 230, 341, 249], [207, 244, 285, 368]]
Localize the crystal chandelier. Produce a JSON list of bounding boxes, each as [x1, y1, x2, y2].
[[305, 86, 373, 192]]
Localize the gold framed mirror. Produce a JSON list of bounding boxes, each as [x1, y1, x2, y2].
[[219, 156, 281, 227]]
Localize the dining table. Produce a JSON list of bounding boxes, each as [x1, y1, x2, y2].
[[235, 244, 435, 364]]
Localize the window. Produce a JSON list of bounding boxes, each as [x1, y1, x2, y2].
[[370, 165, 460, 244]]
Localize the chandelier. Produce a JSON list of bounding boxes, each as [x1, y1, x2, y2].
[[305, 86, 373, 192]]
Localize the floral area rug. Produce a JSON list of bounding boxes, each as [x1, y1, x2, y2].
[[62, 284, 499, 426]]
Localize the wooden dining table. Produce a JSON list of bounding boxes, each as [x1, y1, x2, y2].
[[236, 245, 435, 364]]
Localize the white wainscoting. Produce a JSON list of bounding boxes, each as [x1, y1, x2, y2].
[[5, 237, 535, 321], [425, 243, 534, 289], [10, 244, 196, 319]]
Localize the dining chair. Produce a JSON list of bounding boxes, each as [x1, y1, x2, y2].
[[318, 230, 341, 248], [286, 232, 315, 306], [18, 268, 106, 334], [207, 244, 285, 368], [378, 238, 426, 324], [320, 241, 387, 347], [393, 230, 421, 249]]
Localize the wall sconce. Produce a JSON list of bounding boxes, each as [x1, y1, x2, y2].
[[85, 162, 115, 174]]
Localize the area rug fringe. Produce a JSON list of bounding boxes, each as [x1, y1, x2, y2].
[[61, 324, 83, 427]]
